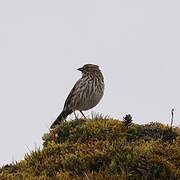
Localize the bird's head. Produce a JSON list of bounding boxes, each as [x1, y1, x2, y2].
[[77, 64, 100, 74]]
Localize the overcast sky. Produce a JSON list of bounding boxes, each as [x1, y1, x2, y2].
[[0, 0, 180, 166]]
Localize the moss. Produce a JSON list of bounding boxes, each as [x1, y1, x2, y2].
[[0, 118, 180, 179]]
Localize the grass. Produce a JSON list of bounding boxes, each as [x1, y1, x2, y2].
[[0, 116, 180, 179]]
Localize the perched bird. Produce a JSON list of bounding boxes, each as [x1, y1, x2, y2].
[[50, 64, 104, 128]]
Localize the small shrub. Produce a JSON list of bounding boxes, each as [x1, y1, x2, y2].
[[0, 117, 180, 179]]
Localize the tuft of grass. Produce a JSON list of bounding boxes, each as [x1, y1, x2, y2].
[[0, 116, 180, 179]]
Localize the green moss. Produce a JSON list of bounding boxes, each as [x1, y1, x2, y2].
[[0, 118, 180, 179]]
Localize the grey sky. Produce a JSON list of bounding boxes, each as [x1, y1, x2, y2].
[[0, 0, 180, 166]]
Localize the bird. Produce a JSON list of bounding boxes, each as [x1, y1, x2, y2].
[[50, 64, 104, 129]]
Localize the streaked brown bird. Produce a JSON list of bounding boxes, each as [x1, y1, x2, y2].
[[50, 64, 104, 128]]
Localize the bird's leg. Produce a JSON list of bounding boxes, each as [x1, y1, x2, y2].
[[74, 111, 78, 120], [80, 111, 87, 120]]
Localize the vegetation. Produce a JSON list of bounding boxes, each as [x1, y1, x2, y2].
[[0, 115, 180, 179]]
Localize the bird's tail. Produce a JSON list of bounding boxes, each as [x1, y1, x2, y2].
[[50, 109, 73, 129]]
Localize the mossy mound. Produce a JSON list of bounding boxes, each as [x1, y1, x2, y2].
[[0, 117, 180, 179]]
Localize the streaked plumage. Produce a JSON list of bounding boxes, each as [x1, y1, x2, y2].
[[50, 64, 104, 128]]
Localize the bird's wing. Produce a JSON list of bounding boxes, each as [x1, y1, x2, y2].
[[63, 79, 82, 111]]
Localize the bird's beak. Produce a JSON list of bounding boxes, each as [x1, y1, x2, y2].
[[77, 67, 83, 71]]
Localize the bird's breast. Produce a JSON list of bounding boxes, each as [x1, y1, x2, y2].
[[76, 81, 104, 111]]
